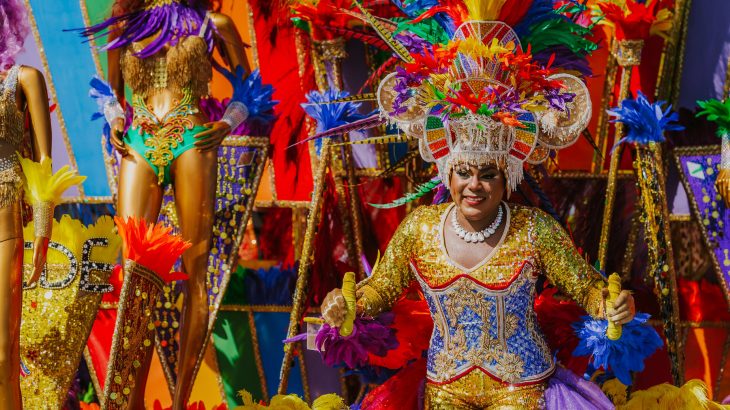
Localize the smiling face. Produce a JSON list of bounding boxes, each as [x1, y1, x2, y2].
[[449, 163, 506, 223]]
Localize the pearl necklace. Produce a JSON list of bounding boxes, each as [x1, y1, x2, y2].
[[451, 204, 504, 243]]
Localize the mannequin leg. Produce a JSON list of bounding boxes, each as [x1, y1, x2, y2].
[[116, 152, 164, 410], [0, 202, 23, 410], [170, 148, 217, 409]]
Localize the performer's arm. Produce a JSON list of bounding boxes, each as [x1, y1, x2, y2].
[[534, 209, 606, 317], [20, 67, 52, 162], [194, 12, 252, 152], [106, 25, 128, 156], [355, 208, 419, 317]]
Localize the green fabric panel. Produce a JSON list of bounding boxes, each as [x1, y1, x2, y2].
[[213, 311, 263, 407], [222, 266, 251, 305]]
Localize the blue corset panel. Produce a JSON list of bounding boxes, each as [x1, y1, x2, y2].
[[415, 262, 554, 384]]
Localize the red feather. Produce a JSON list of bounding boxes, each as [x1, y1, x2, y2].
[[114, 216, 191, 282], [249, 0, 314, 201], [358, 55, 400, 94], [368, 287, 432, 369]]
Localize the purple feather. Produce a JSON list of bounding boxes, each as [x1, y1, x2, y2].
[[293, 114, 385, 146], [73, 1, 215, 58], [315, 314, 399, 369]]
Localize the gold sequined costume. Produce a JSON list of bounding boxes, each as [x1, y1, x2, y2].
[[357, 203, 606, 408]]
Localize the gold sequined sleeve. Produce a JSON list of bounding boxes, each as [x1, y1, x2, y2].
[[356, 207, 421, 317], [533, 209, 606, 317]]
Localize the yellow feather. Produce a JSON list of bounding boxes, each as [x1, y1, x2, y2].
[[23, 215, 121, 284], [619, 380, 729, 410], [602, 378, 628, 406], [312, 394, 347, 409], [462, 0, 507, 21], [17, 155, 86, 204], [650, 8, 674, 40]]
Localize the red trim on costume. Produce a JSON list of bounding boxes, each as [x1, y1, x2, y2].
[[426, 364, 556, 387], [412, 259, 534, 291]]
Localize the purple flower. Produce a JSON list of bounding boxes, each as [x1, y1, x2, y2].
[[545, 88, 576, 112]]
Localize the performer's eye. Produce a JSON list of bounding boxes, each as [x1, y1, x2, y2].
[[480, 172, 498, 180], [456, 170, 471, 179]]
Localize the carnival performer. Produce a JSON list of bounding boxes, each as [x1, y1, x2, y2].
[[317, 1, 638, 408], [77, 0, 251, 408], [0, 1, 65, 408]]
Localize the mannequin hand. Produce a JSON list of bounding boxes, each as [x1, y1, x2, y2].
[[110, 118, 128, 156], [717, 169, 730, 208], [194, 121, 231, 152], [602, 288, 636, 325], [322, 288, 347, 327], [28, 236, 49, 286]]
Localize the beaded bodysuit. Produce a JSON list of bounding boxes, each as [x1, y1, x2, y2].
[[121, 32, 213, 185], [357, 203, 606, 407], [0, 66, 26, 207]]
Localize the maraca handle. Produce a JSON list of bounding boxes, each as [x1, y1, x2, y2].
[[606, 273, 623, 340], [339, 272, 356, 337]]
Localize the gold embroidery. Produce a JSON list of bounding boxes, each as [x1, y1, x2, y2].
[[132, 88, 197, 184]]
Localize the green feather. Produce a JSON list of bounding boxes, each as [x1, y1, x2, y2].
[[394, 18, 450, 45], [522, 13, 598, 56], [369, 178, 442, 208], [697, 99, 730, 137]]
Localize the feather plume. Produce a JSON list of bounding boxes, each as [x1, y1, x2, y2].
[[462, 0, 507, 21], [295, 114, 384, 145], [322, 26, 391, 50], [17, 157, 86, 205], [218, 66, 279, 122], [696, 98, 730, 137], [322, 93, 377, 104], [114, 216, 191, 282], [573, 313, 664, 385], [619, 379, 730, 410], [608, 91, 684, 147], [335, 133, 413, 145], [352, 0, 413, 61], [369, 177, 442, 208]]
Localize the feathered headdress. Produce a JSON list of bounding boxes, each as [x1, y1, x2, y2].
[[301, 0, 597, 192]]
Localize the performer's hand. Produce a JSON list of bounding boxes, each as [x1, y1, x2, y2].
[[321, 288, 347, 328], [603, 289, 636, 325], [717, 169, 730, 208], [194, 121, 230, 152], [28, 236, 49, 286], [110, 118, 128, 156]]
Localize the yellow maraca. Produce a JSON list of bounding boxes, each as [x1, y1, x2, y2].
[[606, 273, 623, 340], [339, 271, 357, 337]]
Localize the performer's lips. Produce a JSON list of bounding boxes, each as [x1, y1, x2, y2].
[[463, 195, 484, 206]]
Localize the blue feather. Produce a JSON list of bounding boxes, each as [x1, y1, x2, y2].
[[573, 313, 664, 385], [88, 75, 116, 151], [302, 89, 369, 134], [608, 91, 684, 148], [219, 66, 279, 122]]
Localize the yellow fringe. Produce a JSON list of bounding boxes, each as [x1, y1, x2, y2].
[[17, 156, 86, 204]]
